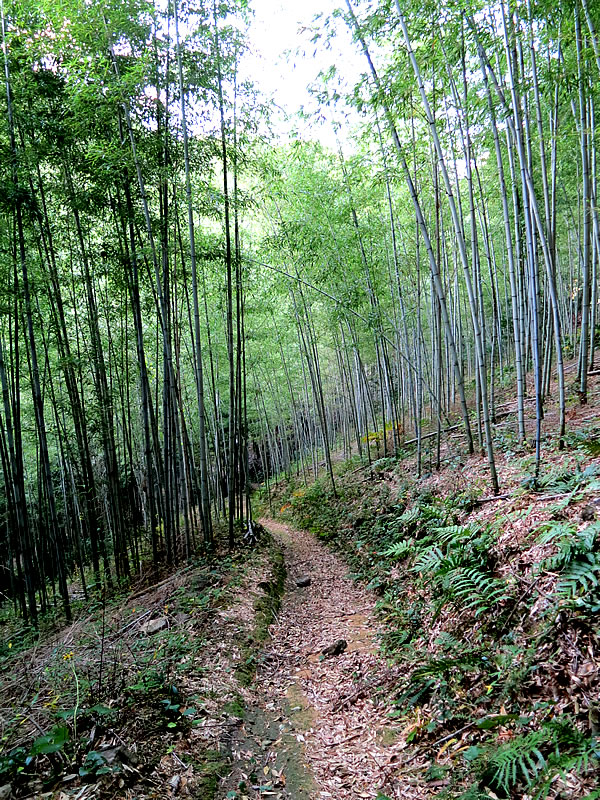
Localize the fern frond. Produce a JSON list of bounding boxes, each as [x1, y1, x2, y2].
[[456, 790, 490, 800], [482, 718, 599, 796], [434, 524, 475, 545], [581, 464, 599, 481], [396, 506, 420, 525], [434, 632, 462, 650], [412, 545, 444, 575], [576, 523, 599, 552], [444, 566, 508, 615], [381, 540, 411, 561], [419, 504, 448, 524], [489, 728, 550, 792], [536, 521, 598, 578], [536, 521, 575, 545], [557, 554, 600, 598], [436, 550, 469, 574], [408, 651, 482, 684]]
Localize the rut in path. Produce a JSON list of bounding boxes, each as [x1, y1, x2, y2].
[[222, 520, 409, 800]]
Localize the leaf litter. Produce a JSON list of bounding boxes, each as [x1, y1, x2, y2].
[[222, 520, 415, 800]]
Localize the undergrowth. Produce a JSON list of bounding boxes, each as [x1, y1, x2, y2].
[[0, 531, 277, 799], [275, 455, 600, 798]]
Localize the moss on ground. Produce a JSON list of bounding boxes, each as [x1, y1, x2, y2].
[[193, 749, 230, 799], [223, 693, 246, 719], [236, 546, 286, 687]]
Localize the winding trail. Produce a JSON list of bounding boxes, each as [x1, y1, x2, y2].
[[223, 521, 408, 800]]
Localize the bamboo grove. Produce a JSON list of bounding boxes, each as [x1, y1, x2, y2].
[[0, 0, 254, 623], [1, 0, 599, 624]]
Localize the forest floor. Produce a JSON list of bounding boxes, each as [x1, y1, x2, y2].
[[0, 535, 290, 800], [259, 381, 600, 799], [3, 379, 600, 799], [221, 519, 405, 800], [1, 518, 396, 800]]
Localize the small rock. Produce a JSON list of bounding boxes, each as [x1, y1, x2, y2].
[[191, 573, 212, 591], [0, 784, 13, 800], [580, 504, 596, 522], [296, 576, 311, 588], [98, 745, 138, 766], [140, 616, 169, 635], [321, 639, 347, 658], [169, 774, 181, 794]]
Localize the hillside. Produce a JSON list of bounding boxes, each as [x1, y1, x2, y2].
[[1, 378, 599, 799], [264, 382, 600, 799]]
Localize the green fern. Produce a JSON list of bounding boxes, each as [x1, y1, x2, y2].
[[456, 789, 489, 800], [433, 523, 476, 545], [557, 553, 600, 598], [446, 567, 508, 614], [531, 719, 599, 799], [489, 727, 549, 791], [434, 632, 463, 650], [412, 522, 508, 616], [380, 540, 412, 561], [536, 463, 599, 494], [536, 520, 600, 605], [434, 549, 468, 574], [410, 652, 482, 681], [398, 649, 489, 710], [396, 506, 421, 525], [537, 518, 598, 551], [478, 718, 599, 797], [536, 520, 577, 548], [413, 545, 444, 574]]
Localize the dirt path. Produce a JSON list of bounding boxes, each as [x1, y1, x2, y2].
[[222, 521, 407, 800]]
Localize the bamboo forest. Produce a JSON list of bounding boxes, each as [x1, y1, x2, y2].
[[1, 0, 600, 798]]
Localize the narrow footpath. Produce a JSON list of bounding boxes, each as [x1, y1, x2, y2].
[[223, 521, 410, 800]]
